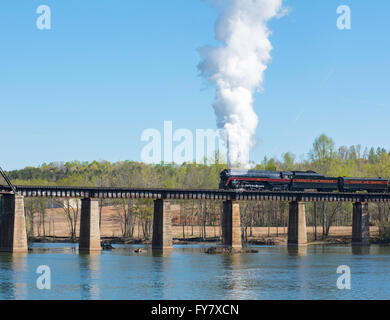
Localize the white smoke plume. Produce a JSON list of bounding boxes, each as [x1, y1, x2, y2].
[[199, 0, 284, 168]]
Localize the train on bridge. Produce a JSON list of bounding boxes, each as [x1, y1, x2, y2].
[[219, 169, 388, 193]]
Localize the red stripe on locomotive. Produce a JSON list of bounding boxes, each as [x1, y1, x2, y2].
[[343, 180, 387, 185], [293, 179, 337, 184]]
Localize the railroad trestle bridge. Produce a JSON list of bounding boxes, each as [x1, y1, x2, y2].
[[1, 184, 388, 253]]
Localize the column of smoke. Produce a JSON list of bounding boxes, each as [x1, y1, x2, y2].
[[199, 0, 284, 168]]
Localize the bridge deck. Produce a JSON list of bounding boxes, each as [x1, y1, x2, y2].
[[1, 185, 390, 202]]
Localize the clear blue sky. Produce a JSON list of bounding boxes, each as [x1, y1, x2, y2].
[[0, 0, 389, 170]]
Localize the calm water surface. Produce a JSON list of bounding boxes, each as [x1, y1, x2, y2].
[[0, 243, 389, 300]]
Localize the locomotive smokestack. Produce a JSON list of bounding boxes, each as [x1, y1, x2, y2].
[[198, 0, 285, 169]]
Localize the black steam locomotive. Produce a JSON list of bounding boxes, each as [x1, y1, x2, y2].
[[219, 169, 388, 193]]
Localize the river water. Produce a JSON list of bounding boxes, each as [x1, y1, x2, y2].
[[0, 243, 389, 300]]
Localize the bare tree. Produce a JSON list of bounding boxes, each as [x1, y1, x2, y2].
[[59, 199, 80, 241]]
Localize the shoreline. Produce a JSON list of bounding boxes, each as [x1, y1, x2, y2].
[[29, 235, 390, 246]]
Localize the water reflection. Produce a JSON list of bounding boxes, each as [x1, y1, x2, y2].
[[0, 253, 28, 300], [151, 249, 172, 258], [218, 253, 258, 300], [1, 243, 390, 300], [352, 245, 371, 255], [78, 252, 101, 300], [225, 254, 248, 300], [283, 246, 311, 299], [151, 249, 172, 299], [0, 254, 15, 299], [369, 245, 390, 255], [287, 246, 308, 257]]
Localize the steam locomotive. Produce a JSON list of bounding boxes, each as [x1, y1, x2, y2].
[[219, 169, 389, 193]]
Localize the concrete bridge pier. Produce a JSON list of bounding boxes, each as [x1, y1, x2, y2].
[[352, 202, 370, 245], [221, 200, 242, 249], [152, 199, 173, 250], [79, 198, 101, 252], [288, 201, 307, 246], [0, 194, 28, 253]]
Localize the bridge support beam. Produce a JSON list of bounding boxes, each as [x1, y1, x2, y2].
[[352, 202, 370, 245], [288, 201, 307, 246], [222, 200, 242, 249], [152, 199, 173, 250], [0, 195, 28, 253], [79, 198, 101, 252]]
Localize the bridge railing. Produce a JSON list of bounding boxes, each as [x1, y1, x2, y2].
[[1, 184, 390, 202]]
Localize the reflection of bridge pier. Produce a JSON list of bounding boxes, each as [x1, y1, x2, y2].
[[79, 252, 101, 299], [287, 245, 308, 256], [10, 253, 28, 299], [0, 252, 28, 299]]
